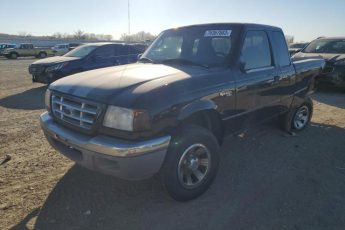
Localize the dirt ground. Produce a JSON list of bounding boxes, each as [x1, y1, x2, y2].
[[0, 57, 345, 230]]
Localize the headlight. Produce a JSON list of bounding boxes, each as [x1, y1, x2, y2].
[[45, 63, 67, 72], [103, 106, 151, 131], [45, 89, 51, 111], [334, 59, 345, 66]]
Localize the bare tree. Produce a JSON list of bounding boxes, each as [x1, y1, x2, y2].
[[285, 35, 294, 45], [74, 30, 86, 40], [52, 32, 63, 39], [120, 31, 155, 42], [18, 31, 32, 37]]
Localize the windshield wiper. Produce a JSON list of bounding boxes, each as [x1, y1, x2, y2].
[[138, 57, 155, 63], [160, 58, 209, 68]]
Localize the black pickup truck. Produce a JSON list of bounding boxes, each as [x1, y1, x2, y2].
[[40, 23, 324, 201]]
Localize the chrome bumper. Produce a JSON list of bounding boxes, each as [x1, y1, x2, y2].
[[40, 112, 171, 180]]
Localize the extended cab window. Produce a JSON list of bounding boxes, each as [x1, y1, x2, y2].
[[272, 31, 290, 66], [241, 31, 272, 70]]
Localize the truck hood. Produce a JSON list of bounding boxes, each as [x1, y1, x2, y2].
[[294, 52, 345, 63], [32, 56, 80, 65], [50, 63, 207, 104]]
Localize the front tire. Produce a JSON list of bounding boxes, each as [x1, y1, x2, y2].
[[161, 125, 220, 201]]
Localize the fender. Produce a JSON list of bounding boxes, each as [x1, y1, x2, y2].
[[177, 99, 218, 121], [290, 93, 313, 111]]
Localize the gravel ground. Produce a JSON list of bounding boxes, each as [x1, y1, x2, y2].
[[0, 58, 345, 230]]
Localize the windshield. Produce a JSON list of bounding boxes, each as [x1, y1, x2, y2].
[[64, 45, 97, 58], [303, 39, 345, 54], [141, 26, 234, 67]]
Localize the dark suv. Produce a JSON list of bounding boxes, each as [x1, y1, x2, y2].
[[292, 37, 345, 88], [29, 43, 142, 84]]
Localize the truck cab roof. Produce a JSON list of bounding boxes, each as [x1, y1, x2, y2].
[[171, 23, 283, 32]]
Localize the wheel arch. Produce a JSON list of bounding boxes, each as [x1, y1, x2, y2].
[[176, 100, 224, 144], [38, 51, 47, 57], [10, 51, 19, 57]]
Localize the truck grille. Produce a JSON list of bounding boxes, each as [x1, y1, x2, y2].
[[51, 94, 100, 130]]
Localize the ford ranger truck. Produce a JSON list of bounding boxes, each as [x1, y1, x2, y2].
[[40, 23, 325, 201], [3, 43, 53, 59]]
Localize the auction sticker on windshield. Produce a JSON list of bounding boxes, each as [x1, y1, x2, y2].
[[204, 30, 232, 37]]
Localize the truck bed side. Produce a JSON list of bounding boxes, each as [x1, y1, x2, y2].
[[293, 58, 325, 94]]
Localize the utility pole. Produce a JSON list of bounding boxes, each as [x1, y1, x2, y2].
[[128, 0, 131, 39]]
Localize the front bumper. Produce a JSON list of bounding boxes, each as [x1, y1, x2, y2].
[[29, 65, 63, 84], [31, 73, 54, 84], [40, 112, 171, 180]]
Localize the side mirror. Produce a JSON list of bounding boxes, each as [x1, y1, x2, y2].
[[137, 53, 143, 60]]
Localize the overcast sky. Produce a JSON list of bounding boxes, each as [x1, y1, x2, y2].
[[1, 0, 344, 42]]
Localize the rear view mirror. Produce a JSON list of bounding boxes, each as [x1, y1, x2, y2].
[[137, 53, 143, 59]]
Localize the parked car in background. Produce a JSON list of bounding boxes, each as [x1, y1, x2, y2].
[[292, 37, 345, 89], [52, 44, 70, 56], [68, 43, 82, 51], [288, 43, 308, 55], [40, 23, 324, 201], [29, 42, 142, 84], [3, 43, 53, 59], [0, 43, 16, 55], [130, 43, 148, 53], [52, 43, 84, 56]]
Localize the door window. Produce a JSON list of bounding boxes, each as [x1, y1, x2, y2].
[[241, 31, 272, 70], [92, 46, 115, 58]]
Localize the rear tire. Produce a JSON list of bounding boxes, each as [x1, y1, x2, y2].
[[10, 52, 18, 59], [38, 52, 47, 58], [282, 102, 312, 132], [161, 125, 220, 201]]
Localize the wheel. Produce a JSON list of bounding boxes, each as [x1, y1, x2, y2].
[[282, 102, 312, 132], [10, 52, 18, 59], [292, 105, 311, 130], [161, 125, 220, 201], [38, 52, 47, 58]]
